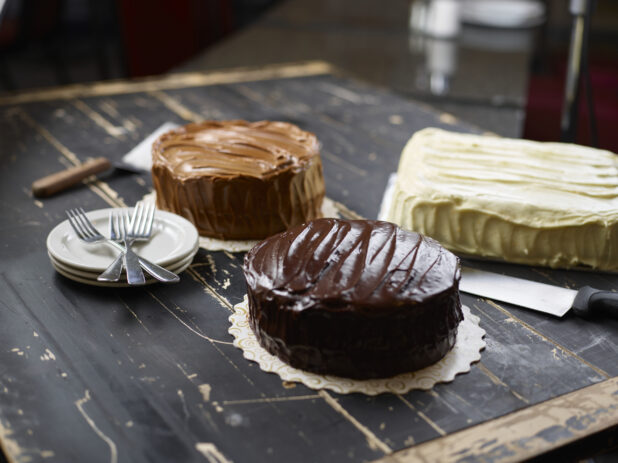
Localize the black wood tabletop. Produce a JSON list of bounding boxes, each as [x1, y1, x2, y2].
[[0, 62, 616, 463]]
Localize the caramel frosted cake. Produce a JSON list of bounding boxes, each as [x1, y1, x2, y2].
[[152, 120, 325, 240], [243, 218, 463, 379], [385, 128, 618, 270]]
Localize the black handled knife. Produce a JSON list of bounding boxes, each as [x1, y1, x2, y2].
[[460, 268, 618, 318]]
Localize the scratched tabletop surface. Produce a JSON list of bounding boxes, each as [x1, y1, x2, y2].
[[0, 62, 617, 463]]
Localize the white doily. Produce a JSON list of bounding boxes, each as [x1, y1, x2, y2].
[[229, 297, 486, 395]]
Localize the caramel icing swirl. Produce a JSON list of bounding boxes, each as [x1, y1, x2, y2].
[[152, 120, 319, 179], [151, 120, 325, 240]]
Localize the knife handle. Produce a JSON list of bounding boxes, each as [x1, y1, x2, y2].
[[32, 157, 112, 198], [572, 286, 618, 319]]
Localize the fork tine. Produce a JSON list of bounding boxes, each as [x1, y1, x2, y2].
[[117, 211, 125, 239], [123, 210, 132, 237], [111, 211, 119, 239], [66, 209, 86, 240], [72, 208, 95, 239], [143, 203, 155, 235], [73, 208, 92, 238], [132, 202, 144, 235], [75, 210, 95, 239], [108, 211, 114, 240], [140, 203, 150, 236], [78, 207, 100, 237], [137, 202, 151, 236]]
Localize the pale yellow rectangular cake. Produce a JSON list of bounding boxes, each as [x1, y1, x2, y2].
[[385, 128, 618, 270]]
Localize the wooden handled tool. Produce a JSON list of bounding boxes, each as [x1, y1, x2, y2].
[[32, 157, 141, 198]]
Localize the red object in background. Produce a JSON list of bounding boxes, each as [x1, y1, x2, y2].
[[523, 56, 618, 153], [117, 0, 234, 77]]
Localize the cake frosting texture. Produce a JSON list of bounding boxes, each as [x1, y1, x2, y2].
[[243, 218, 463, 379], [152, 120, 325, 239], [386, 128, 618, 270]]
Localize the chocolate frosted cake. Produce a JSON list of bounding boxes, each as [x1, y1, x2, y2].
[[243, 218, 463, 379], [152, 120, 325, 240]]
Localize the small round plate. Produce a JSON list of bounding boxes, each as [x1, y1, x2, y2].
[[47, 208, 199, 272], [50, 254, 194, 287], [48, 247, 197, 280]]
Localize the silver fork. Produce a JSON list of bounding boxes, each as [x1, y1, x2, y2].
[[67, 208, 179, 284], [119, 209, 146, 285], [66, 208, 109, 246], [98, 209, 144, 284], [121, 204, 179, 283], [96, 211, 123, 281], [67, 207, 143, 284], [129, 202, 156, 243]]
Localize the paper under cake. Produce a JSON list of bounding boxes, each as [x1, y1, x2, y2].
[[385, 128, 618, 270]]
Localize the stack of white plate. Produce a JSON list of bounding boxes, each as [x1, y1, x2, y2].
[[47, 208, 199, 287]]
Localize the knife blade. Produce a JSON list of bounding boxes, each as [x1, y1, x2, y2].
[[460, 267, 618, 319], [31, 157, 143, 198]]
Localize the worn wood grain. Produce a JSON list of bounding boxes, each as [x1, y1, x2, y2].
[[0, 61, 334, 106], [1, 66, 617, 463], [375, 377, 618, 463]]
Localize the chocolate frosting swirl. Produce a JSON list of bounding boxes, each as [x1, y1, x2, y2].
[[244, 218, 463, 378], [245, 218, 460, 311]]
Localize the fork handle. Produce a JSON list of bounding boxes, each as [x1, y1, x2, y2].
[[123, 239, 146, 285], [98, 253, 124, 282], [105, 241, 180, 284], [137, 256, 180, 283]]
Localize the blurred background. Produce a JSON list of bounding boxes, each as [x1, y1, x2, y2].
[[0, 0, 617, 151]]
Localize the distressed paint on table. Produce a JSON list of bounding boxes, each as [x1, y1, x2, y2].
[[377, 377, 618, 463], [0, 62, 617, 463]]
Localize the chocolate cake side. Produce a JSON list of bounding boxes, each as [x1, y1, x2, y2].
[[152, 120, 325, 240], [243, 218, 463, 379]]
